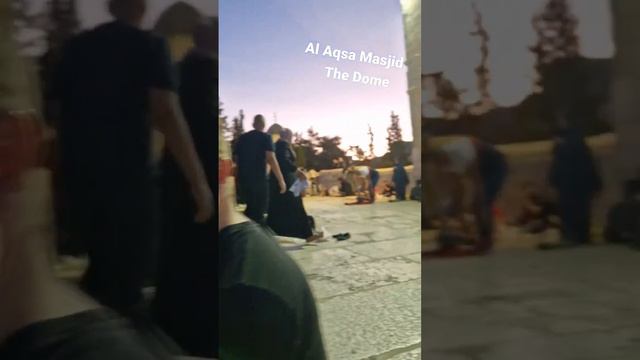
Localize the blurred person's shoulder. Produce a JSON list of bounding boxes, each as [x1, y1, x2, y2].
[[220, 222, 307, 288], [0, 308, 176, 360], [219, 221, 325, 359], [219, 221, 316, 312]]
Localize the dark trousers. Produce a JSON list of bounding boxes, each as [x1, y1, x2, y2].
[[240, 178, 269, 225], [559, 195, 592, 244], [66, 179, 153, 312], [476, 149, 508, 251], [395, 182, 407, 200], [154, 162, 218, 357]]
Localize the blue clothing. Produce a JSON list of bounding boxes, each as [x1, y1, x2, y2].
[[392, 165, 409, 200]]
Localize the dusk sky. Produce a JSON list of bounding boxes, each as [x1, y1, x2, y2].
[[422, 0, 615, 115], [28, 0, 218, 29], [219, 0, 412, 157]]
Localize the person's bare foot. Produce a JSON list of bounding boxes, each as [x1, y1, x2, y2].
[[306, 233, 325, 243]]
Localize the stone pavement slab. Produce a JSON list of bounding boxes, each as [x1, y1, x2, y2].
[[318, 280, 421, 360], [423, 246, 640, 360], [299, 197, 421, 360]]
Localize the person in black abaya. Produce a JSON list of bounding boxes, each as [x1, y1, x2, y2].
[[546, 127, 602, 248], [153, 19, 218, 358], [267, 129, 320, 242]]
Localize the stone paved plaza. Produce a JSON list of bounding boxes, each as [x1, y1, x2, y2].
[[289, 197, 421, 360], [423, 244, 640, 360]]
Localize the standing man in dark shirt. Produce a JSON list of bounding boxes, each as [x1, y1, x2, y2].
[[154, 19, 218, 358], [219, 121, 326, 359], [53, 0, 212, 313], [233, 115, 286, 225]]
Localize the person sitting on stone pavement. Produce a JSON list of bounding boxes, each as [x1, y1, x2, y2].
[[605, 173, 640, 248], [218, 120, 326, 359], [510, 181, 558, 234], [410, 179, 422, 201], [423, 136, 508, 256], [392, 159, 409, 201]]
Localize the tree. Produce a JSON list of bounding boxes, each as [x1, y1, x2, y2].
[[348, 145, 366, 162], [219, 101, 231, 141], [316, 136, 346, 170], [469, 1, 494, 112], [292, 127, 319, 170], [531, 0, 582, 125], [231, 109, 245, 147], [387, 111, 403, 151], [427, 72, 465, 120], [367, 124, 375, 159], [531, 0, 579, 68]]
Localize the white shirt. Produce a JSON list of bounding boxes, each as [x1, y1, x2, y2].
[[440, 137, 476, 174]]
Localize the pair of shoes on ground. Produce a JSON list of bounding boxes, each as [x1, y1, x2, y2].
[[332, 233, 351, 241]]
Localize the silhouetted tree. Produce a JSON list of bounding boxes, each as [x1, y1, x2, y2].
[[426, 72, 464, 120], [387, 111, 403, 151], [531, 0, 582, 125], [292, 127, 320, 170], [219, 101, 231, 141], [316, 136, 346, 170], [231, 110, 245, 147], [348, 145, 366, 162], [531, 0, 579, 67], [470, 1, 492, 109], [367, 124, 375, 159]]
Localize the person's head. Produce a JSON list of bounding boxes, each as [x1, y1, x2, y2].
[[193, 17, 218, 55], [108, 0, 146, 26], [280, 128, 293, 143], [253, 115, 266, 131]]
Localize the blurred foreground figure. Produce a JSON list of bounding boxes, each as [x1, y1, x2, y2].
[[0, 119, 179, 359], [53, 0, 212, 312], [426, 137, 508, 256], [154, 19, 218, 357], [219, 121, 326, 359], [543, 128, 602, 249]]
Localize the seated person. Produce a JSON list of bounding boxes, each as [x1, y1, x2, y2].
[[382, 181, 396, 198], [424, 137, 508, 256], [605, 178, 640, 245], [338, 176, 353, 196], [218, 122, 326, 359], [0, 116, 179, 359], [512, 182, 557, 234], [410, 179, 422, 201]]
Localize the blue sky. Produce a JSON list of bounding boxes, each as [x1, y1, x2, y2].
[[220, 0, 412, 156]]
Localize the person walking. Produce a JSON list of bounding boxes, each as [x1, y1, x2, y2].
[[392, 159, 409, 201], [153, 19, 219, 358], [53, 0, 212, 313], [233, 115, 286, 225]]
